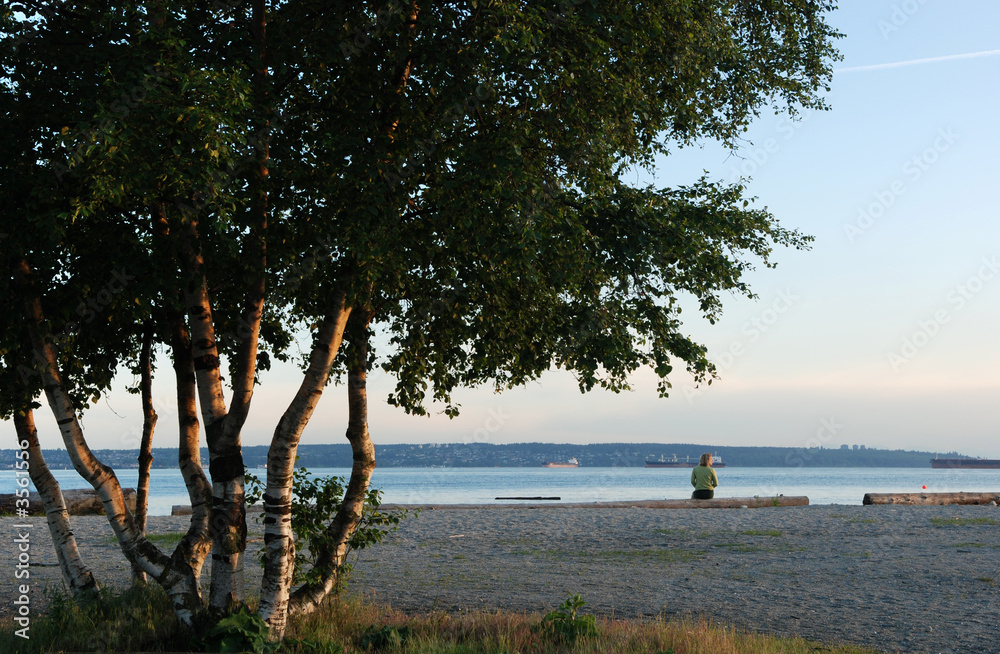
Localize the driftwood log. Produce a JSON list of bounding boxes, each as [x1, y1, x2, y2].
[[0, 488, 137, 516], [172, 496, 810, 515], [171, 497, 811, 514], [863, 492, 1000, 506], [380, 496, 810, 510]]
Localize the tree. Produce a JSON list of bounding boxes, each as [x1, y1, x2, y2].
[[1, 0, 840, 641]]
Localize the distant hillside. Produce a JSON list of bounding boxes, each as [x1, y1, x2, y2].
[[2, 442, 965, 469]]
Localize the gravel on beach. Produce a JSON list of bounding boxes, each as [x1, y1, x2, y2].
[[3, 504, 999, 654]]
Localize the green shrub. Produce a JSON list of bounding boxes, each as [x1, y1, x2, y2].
[[357, 625, 411, 651], [245, 466, 411, 588], [277, 637, 344, 653], [538, 594, 598, 643], [197, 605, 277, 653]]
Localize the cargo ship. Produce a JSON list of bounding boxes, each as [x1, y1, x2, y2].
[[645, 454, 726, 468], [542, 457, 579, 468], [930, 457, 1000, 469]]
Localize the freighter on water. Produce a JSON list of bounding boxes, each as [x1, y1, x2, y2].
[[930, 457, 1000, 469], [542, 457, 579, 468], [645, 454, 726, 468]]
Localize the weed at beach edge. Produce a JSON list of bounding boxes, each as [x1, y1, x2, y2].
[[1, 585, 886, 654]]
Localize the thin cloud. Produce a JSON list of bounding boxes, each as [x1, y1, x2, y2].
[[836, 49, 1000, 73]]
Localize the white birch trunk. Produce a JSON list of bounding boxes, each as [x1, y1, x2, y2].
[[258, 290, 352, 637], [178, 225, 245, 611], [132, 323, 157, 585], [15, 258, 204, 626], [13, 408, 99, 598], [170, 316, 214, 593], [179, 214, 264, 612], [287, 311, 376, 618]]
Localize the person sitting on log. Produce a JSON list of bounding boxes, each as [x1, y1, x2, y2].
[[690, 453, 719, 500]]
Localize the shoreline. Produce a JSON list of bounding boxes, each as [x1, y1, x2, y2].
[[6, 467, 1000, 510], [3, 504, 998, 653], [169, 496, 810, 515]]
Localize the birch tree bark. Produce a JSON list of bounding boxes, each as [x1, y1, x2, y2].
[[14, 258, 205, 626], [170, 315, 214, 592], [12, 408, 99, 598], [259, 288, 352, 637], [176, 222, 248, 612], [149, 207, 213, 591], [169, 0, 270, 611], [132, 323, 158, 585], [287, 309, 376, 618]]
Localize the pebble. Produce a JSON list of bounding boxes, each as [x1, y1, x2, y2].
[[2, 504, 998, 653]]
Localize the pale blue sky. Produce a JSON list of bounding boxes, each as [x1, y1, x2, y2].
[[10, 2, 1000, 458]]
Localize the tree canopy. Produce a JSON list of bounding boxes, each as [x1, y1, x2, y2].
[[1, 0, 840, 639]]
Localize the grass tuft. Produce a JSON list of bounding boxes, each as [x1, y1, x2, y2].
[[0, 583, 185, 653], [930, 517, 1000, 527], [1, 587, 883, 654], [740, 529, 782, 537]]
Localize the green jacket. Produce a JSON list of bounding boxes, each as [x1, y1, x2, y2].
[[690, 465, 719, 491]]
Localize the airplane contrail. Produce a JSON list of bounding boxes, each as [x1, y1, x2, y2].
[[836, 49, 1000, 73]]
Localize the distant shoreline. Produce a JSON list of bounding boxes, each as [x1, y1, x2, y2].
[[0, 441, 973, 470]]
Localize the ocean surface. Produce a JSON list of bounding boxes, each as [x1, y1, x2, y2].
[[4, 466, 1000, 515]]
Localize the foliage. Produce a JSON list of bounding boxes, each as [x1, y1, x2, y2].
[[538, 594, 599, 643], [929, 516, 1000, 527], [0, 588, 882, 654], [2, 0, 841, 631], [0, 584, 183, 653], [357, 625, 412, 651], [245, 467, 411, 586], [3, 0, 842, 421], [197, 606, 277, 654], [276, 638, 344, 654]]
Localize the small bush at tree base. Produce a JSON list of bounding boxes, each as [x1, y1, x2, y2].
[[277, 637, 344, 654], [538, 594, 599, 643], [197, 605, 277, 653], [357, 624, 411, 651], [245, 466, 412, 589]]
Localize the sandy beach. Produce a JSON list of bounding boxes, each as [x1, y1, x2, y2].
[[3, 504, 999, 653]]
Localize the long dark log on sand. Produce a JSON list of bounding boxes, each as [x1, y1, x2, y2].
[[1, 488, 137, 516], [170, 496, 809, 515], [383, 497, 810, 510], [863, 491, 1000, 506], [170, 497, 810, 515]]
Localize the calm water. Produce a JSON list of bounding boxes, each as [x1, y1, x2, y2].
[[4, 466, 1000, 515]]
